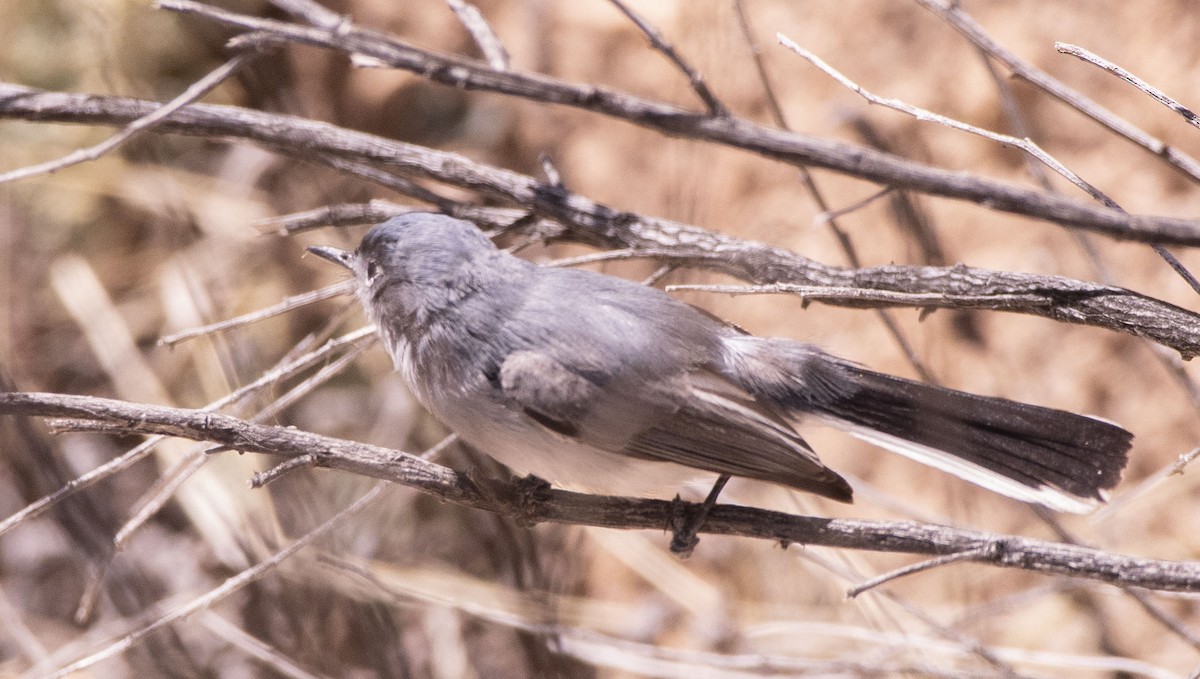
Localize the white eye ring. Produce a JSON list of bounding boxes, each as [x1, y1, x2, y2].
[[365, 260, 379, 281]]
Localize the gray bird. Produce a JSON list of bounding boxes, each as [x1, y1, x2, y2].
[[309, 213, 1131, 514]]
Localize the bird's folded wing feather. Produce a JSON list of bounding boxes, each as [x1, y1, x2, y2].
[[498, 351, 853, 502]]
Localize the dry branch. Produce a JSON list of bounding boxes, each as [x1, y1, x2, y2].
[[2, 84, 1198, 357], [5, 390, 1200, 593], [912, 0, 1200, 182], [150, 0, 1200, 246]]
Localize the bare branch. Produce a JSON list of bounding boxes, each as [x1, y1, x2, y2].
[[1, 86, 1197, 356], [5, 391, 1200, 594], [912, 0, 1200, 183], [139, 0, 1200, 244]]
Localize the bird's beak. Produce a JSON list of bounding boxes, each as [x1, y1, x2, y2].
[[306, 245, 353, 270]]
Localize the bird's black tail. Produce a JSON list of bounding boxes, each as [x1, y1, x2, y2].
[[721, 337, 1132, 512], [815, 364, 1130, 512]]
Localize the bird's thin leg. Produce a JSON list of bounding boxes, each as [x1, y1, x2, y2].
[[670, 474, 731, 558]]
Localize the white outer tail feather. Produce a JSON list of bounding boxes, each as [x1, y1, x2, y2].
[[818, 415, 1103, 514]]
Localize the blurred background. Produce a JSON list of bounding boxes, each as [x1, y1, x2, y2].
[[2, 0, 1200, 676]]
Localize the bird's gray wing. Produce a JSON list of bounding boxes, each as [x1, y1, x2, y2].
[[497, 351, 853, 502]]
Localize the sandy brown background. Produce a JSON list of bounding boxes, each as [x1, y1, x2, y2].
[[2, 0, 1200, 676]]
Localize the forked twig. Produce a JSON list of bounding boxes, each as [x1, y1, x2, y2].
[[777, 33, 1114, 208]]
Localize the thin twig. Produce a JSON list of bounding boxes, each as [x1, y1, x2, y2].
[[262, 201, 526, 236], [666, 282, 1061, 310], [318, 155, 455, 208], [912, 0, 1200, 182], [0, 50, 258, 186], [606, 0, 728, 116], [846, 547, 996, 598], [845, 116, 949, 266], [0, 438, 159, 540], [158, 280, 355, 347], [542, 249, 647, 268], [777, 33, 1117, 209], [446, 0, 510, 70], [1150, 244, 1200, 296], [1123, 587, 1200, 652], [114, 450, 209, 550], [731, 0, 787, 126], [267, 0, 343, 30], [257, 200, 412, 234], [813, 187, 895, 226], [797, 549, 1037, 677], [0, 328, 375, 541], [200, 611, 331, 679], [1092, 446, 1200, 522], [733, 6, 936, 383], [640, 264, 674, 287], [252, 453, 318, 488], [1056, 42, 1200, 130]]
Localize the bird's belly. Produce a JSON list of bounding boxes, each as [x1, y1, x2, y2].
[[434, 395, 717, 498], [392, 339, 719, 498]]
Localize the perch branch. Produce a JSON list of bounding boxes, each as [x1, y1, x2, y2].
[[5, 391, 1200, 593]]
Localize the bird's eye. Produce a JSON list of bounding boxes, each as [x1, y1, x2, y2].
[[365, 260, 379, 281]]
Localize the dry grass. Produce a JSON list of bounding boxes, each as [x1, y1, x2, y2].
[[2, 0, 1200, 677]]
